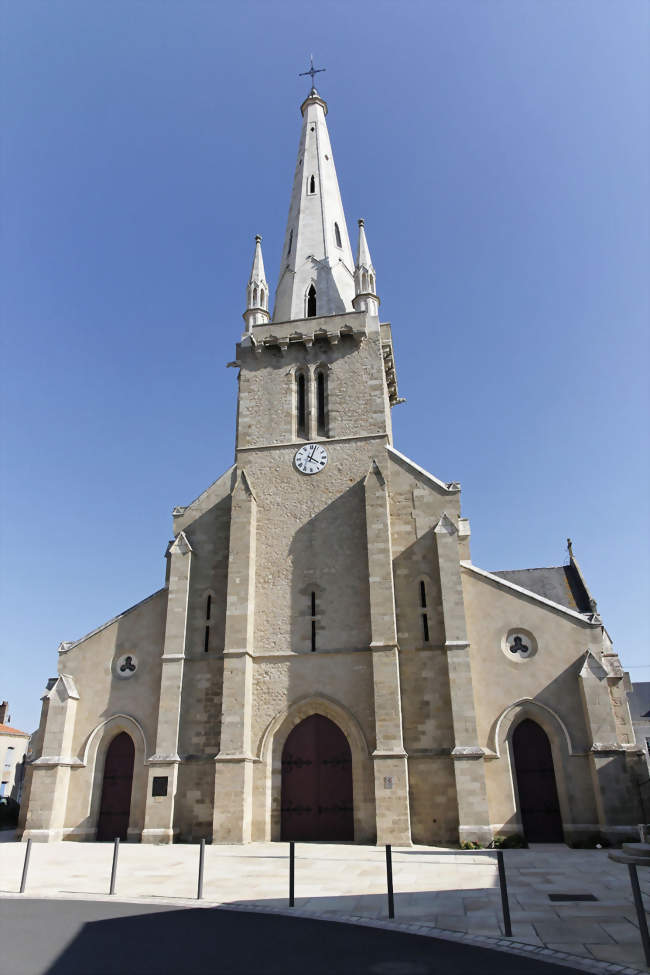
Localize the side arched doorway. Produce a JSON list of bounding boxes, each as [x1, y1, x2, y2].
[[96, 732, 135, 841], [281, 714, 353, 841], [513, 719, 563, 842]]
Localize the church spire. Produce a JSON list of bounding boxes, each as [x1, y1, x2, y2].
[[353, 218, 379, 316], [243, 235, 270, 331], [272, 88, 355, 323]]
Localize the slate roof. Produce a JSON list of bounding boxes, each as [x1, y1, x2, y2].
[[491, 564, 593, 613], [627, 682, 650, 721]]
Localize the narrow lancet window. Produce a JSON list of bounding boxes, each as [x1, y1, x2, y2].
[[419, 581, 430, 644], [334, 222, 342, 247], [422, 613, 430, 644], [317, 370, 327, 436], [297, 372, 307, 437], [307, 284, 317, 318], [260, 287, 265, 307], [288, 229, 293, 256], [308, 174, 316, 194], [310, 591, 317, 651], [204, 594, 212, 651]]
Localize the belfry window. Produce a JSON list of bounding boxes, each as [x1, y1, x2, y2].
[[316, 369, 327, 436], [419, 580, 430, 644], [308, 174, 316, 195], [296, 372, 307, 438], [307, 284, 317, 318], [334, 222, 342, 248]]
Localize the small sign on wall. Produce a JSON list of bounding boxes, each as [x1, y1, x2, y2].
[[152, 776, 168, 797], [383, 776, 393, 790]]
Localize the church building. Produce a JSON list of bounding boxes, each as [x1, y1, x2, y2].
[[19, 81, 644, 847]]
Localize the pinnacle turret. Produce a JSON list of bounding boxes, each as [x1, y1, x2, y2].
[[353, 219, 379, 316], [243, 235, 270, 331]]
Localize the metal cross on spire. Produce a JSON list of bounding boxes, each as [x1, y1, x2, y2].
[[299, 54, 326, 88]]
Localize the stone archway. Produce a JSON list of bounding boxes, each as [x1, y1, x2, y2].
[[512, 719, 563, 842], [281, 714, 353, 841], [96, 732, 135, 841]]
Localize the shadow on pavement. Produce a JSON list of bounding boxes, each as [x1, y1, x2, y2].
[[39, 902, 584, 975]]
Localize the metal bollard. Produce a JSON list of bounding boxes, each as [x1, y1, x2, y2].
[[109, 837, 120, 895], [197, 838, 205, 900], [19, 838, 32, 893], [386, 844, 395, 919], [628, 863, 650, 966], [289, 841, 295, 907], [496, 849, 512, 937]]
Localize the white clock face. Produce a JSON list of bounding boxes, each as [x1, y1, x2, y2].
[[295, 443, 328, 475]]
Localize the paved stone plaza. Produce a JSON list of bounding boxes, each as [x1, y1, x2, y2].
[[0, 839, 648, 972]]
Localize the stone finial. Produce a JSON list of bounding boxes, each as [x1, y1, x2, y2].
[[243, 235, 270, 332], [353, 218, 379, 315]]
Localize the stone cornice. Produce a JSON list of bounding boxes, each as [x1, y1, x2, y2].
[[146, 754, 181, 765], [236, 432, 389, 454], [386, 446, 460, 493], [461, 561, 602, 625]]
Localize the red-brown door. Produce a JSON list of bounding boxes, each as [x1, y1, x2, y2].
[[281, 714, 353, 841], [96, 732, 135, 841], [513, 719, 563, 842]]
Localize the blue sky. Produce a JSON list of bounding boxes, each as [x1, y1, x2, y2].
[[1, 0, 648, 732]]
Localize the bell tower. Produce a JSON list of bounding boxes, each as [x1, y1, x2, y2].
[[213, 76, 411, 845], [235, 85, 400, 454]]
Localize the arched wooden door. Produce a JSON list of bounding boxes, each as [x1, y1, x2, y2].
[[513, 719, 563, 842], [281, 714, 353, 841], [96, 732, 135, 841]]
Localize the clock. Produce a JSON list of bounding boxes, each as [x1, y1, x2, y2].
[[295, 443, 328, 475]]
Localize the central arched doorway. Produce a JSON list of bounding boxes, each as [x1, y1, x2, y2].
[[96, 732, 135, 841], [281, 714, 353, 841], [513, 719, 563, 842]]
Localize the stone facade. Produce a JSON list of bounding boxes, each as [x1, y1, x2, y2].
[[19, 87, 645, 847]]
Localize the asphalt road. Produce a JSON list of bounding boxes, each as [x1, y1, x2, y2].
[[0, 898, 584, 975]]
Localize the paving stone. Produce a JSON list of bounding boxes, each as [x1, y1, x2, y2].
[[545, 942, 596, 959], [598, 921, 647, 944], [533, 921, 615, 944], [586, 942, 648, 968], [434, 914, 469, 932]]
